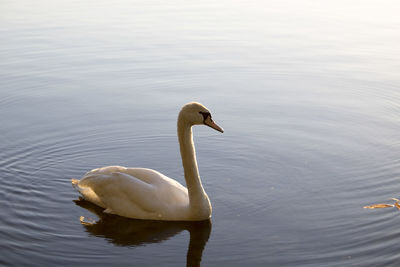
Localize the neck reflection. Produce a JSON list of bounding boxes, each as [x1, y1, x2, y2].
[[74, 198, 211, 267]]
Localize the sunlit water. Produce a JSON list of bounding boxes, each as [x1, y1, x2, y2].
[[1, 0, 400, 266]]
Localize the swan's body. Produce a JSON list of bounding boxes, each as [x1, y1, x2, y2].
[[72, 102, 223, 221]]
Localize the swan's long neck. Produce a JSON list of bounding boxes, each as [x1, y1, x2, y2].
[[178, 117, 211, 219]]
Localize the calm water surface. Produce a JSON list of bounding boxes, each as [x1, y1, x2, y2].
[[1, 0, 400, 266]]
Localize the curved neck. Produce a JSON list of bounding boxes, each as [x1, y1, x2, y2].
[[177, 118, 210, 218]]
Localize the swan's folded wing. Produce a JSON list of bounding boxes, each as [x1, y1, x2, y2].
[[78, 169, 190, 220], [79, 172, 161, 215]]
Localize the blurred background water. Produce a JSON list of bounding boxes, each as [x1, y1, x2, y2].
[[1, 0, 400, 266]]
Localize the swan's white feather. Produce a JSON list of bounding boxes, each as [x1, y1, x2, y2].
[[75, 166, 190, 220]]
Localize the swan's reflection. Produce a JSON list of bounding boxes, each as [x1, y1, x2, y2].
[[74, 198, 211, 267]]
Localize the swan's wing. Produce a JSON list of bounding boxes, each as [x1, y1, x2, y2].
[[78, 168, 188, 219], [79, 172, 158, 215]]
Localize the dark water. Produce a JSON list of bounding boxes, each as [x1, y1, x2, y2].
[[1, 0, 400, 266]]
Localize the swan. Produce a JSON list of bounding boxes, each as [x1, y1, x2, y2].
[[72, 102, 223, 221]]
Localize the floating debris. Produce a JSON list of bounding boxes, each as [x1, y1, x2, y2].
[[364, 198, 400, 210], [364, 204, 394, 209]]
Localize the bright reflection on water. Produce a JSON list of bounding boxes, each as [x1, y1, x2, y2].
[[1, 0, 400, 266]]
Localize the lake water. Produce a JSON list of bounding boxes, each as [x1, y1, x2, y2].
[[1, 0, 400, 266]]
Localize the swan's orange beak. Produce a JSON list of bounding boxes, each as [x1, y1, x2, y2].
[[204, 116, 224, 133]]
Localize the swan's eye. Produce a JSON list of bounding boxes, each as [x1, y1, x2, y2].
[[199, 111, 211, 121]]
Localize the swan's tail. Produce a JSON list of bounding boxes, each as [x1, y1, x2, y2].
[[71, 178, 105, 208], [71, 178, 80, 191]]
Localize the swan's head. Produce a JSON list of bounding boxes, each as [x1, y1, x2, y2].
[[179, 102, 224, 133]]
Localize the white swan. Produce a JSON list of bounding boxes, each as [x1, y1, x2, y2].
[[72, 102, 223, 221]]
